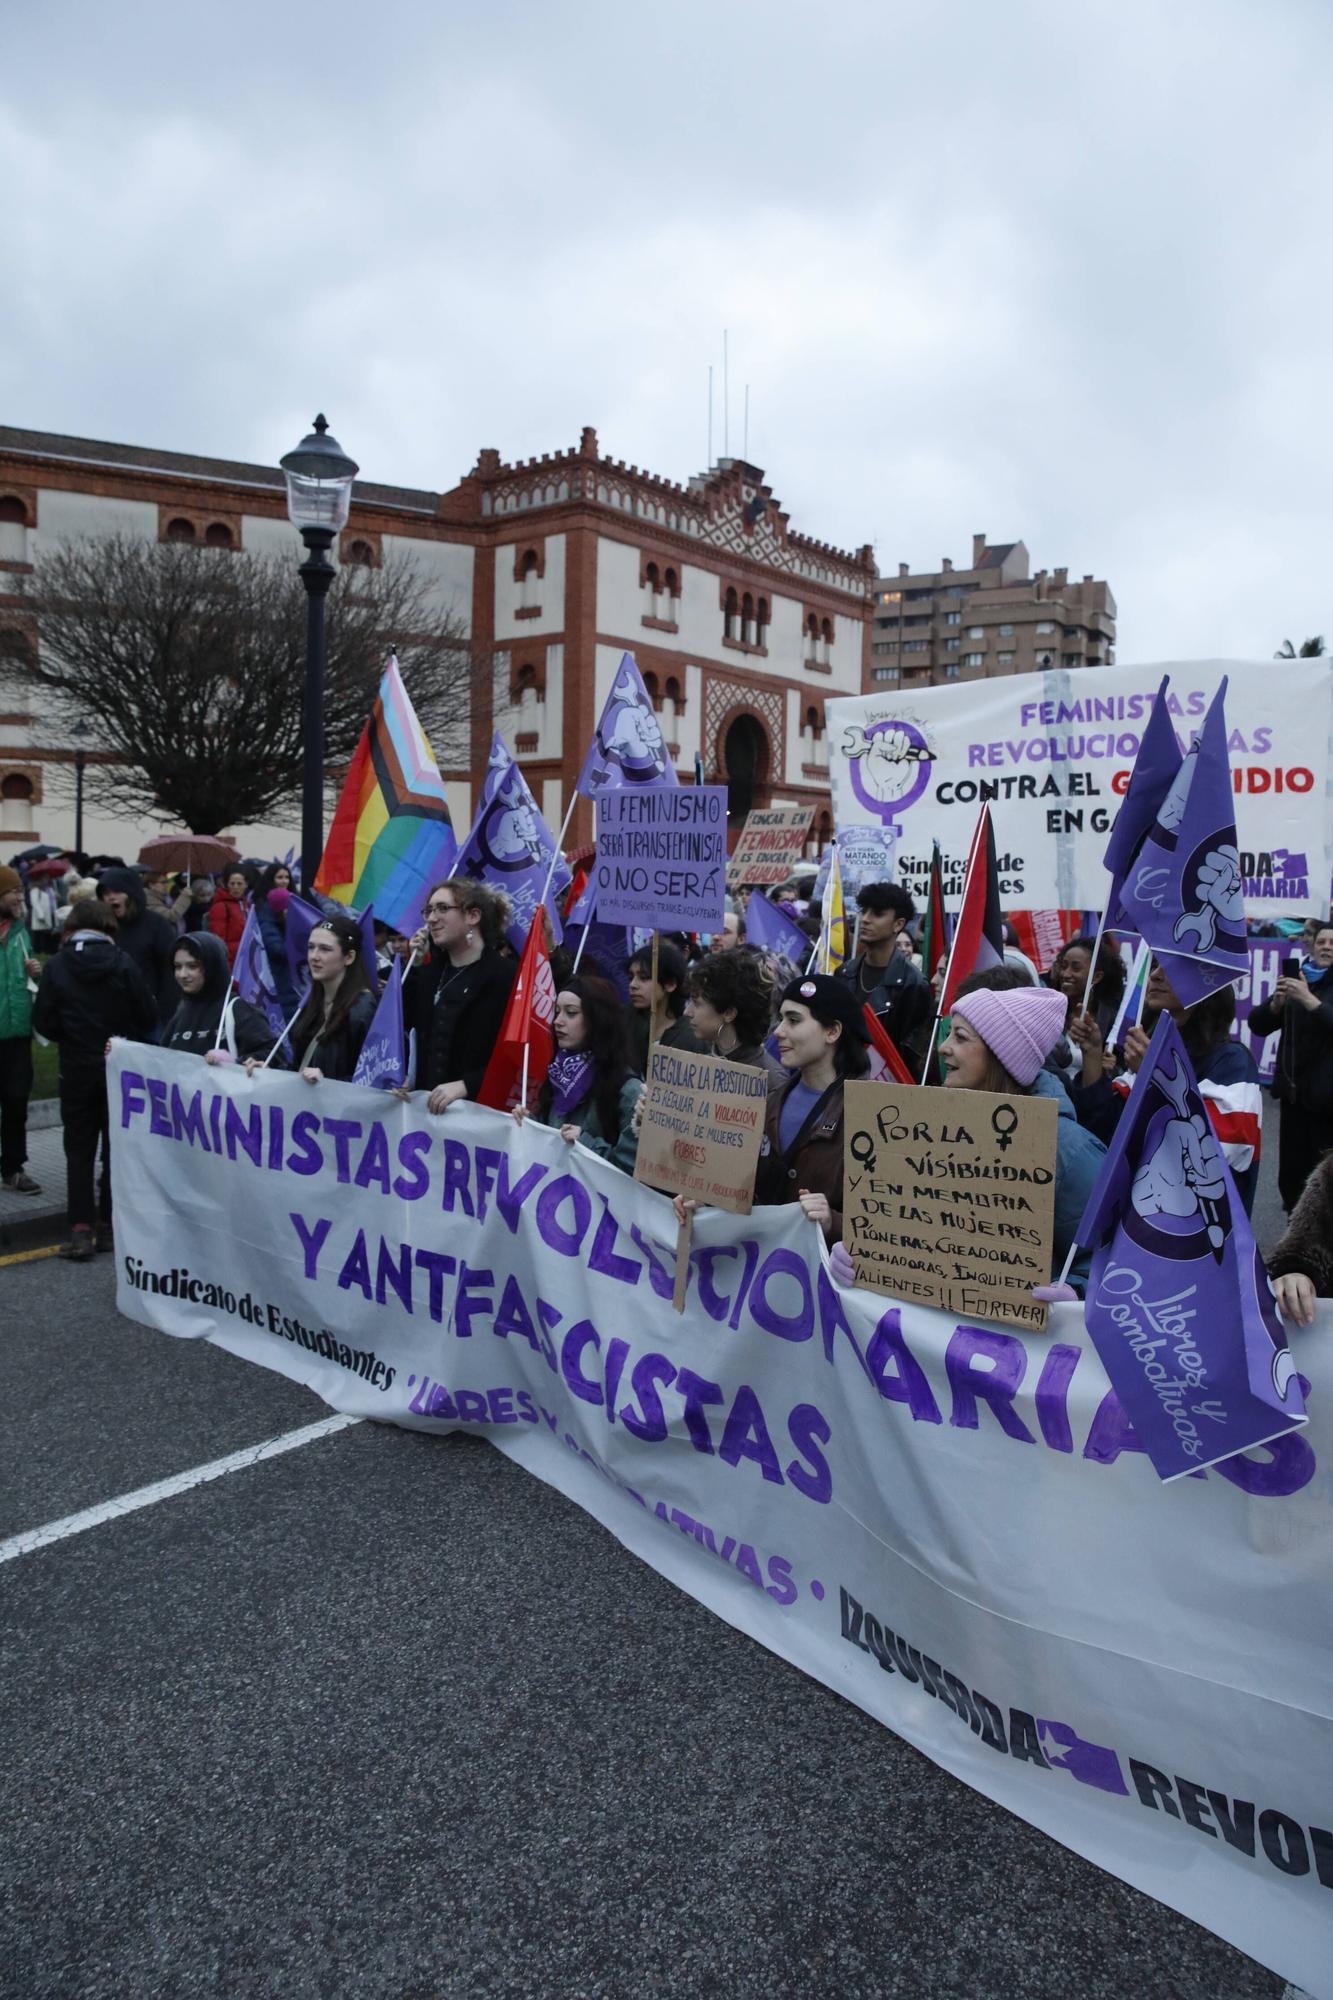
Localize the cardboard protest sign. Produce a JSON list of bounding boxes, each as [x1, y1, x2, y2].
[[843, 1080, 1057, 1331], [634, 1046, 769, 1213], [727, 805, 814, 885], [596, 785, 728, 931]]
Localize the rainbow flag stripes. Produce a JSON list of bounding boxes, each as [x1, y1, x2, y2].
[[315, 656, 457, 932]]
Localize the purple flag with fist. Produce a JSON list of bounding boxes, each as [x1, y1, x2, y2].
[[1076, 1011, 1306, 1481], [576, 652, 678, 798], [1117, 681, 1247, 1007]]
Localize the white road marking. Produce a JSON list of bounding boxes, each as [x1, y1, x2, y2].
[[0, 1413, 363, 1565]]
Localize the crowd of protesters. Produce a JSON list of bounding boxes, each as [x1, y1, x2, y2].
[[2, 845, 1331, 1318]]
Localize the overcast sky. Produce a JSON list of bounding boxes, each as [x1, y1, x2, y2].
[[2, 0, 1329, 662]]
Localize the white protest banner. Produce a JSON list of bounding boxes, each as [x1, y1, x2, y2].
[[595, 785, 728, 930], [635, 1046, 769, 1212], [843, 1080, 1057, 1331], [111, 1044, 1333, 2000], [728, 805, 814, 886], [827, 658, 1333, 918]]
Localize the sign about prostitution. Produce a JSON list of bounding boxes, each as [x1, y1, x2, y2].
[[634, 1046, 770, 1213], [827, 656, 1333, 918], [843, 1080, 1058, 1331], [596, 785, 728, 931], [727, 805, 814, 886]]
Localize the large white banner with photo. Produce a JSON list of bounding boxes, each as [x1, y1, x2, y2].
[[827, 657, 1333, 917], [111, 1046, 1333, 1998]]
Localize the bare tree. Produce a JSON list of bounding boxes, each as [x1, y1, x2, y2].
[[2, 536, 482, 834]]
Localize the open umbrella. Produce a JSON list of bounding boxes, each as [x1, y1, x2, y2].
[[23, 857, 71, 881], [7, 843, 66, 865], [138, 834, 239, 874]]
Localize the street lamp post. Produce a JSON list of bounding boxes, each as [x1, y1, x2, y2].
[[70, 718, 91, 858], [280, 414, 359, 890]]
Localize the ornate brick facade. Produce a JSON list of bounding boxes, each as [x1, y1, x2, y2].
[[0, 422, 872, 855]]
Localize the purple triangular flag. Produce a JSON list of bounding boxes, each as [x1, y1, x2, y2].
[[453, 735, 571, 952], [1076, 1011, 1305, 1481], [1103, 676, 1182, 927], [576, 652, 678, 798], [351, 953, 407, 1088], [1118, 681, 1246, 1007]]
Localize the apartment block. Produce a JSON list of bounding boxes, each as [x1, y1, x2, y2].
[[869, 533, 1116, 690]]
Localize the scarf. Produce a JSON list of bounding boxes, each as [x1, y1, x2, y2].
[[547, 1049, 595, 1120]]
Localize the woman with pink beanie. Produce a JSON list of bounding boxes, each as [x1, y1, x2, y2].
[[938, 981, 1107, 1293]]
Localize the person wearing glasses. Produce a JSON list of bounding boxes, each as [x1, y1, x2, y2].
[[406, 878, 516, 1114]]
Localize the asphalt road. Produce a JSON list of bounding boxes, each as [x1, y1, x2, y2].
[[0, 1253, 1292, 2000]]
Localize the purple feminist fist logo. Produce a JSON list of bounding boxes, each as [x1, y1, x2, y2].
[[1124, 1049, 1232, 1266], [842, 718, 934, 824]]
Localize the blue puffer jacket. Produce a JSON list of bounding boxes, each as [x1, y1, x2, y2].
[[1029, 1069, 1107, 1296]]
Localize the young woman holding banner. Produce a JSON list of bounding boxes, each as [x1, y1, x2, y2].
[[162, 933, 270, 1064], [406, 877, 516, 1113], [284, 913, 377, 1084], [754, 974, 871, 1244], [512, 973, 642, 1173]]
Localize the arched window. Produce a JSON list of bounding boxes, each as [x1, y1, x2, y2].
[[1, 773, 33, 800], [663, 566, 678, 600], [643, 671, 662, 711], [664, 675, 683, 713], [204, 522, 233, 549], [741, 592, 755, 646], [723, 587, 738, 641], [756, 596, 769, 647], [0, 497, 26, 524], [517, 547, 541, 612], [511, 662, 542, 707], [820, 616, 834, 665], [804, 705, 822, 739], [347, 538, 374, 566], [165, 518, 196, 544]]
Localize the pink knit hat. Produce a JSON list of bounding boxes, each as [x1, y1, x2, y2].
[[949, 986, 1067, 1087]]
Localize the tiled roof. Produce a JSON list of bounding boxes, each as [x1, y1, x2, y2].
[[0, 425, 441, 514]]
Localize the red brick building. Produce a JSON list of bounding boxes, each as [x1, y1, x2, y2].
[[0, 422, 874, 857]]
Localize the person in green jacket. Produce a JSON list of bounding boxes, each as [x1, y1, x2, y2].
[[0, 865, 43, 1194], [512, 973, 642, 1174]]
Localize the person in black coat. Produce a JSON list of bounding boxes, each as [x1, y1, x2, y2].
[[97, 866, 178, 1027], [1248, 923, 1333, 1211], [279, 912, 377, 1083], [626, 939, 706, 1075], [32, 900, 157, 1259], [836, 881, 932, 1075], [161, 931, 272, 1064], [405, 878, 516, 1112]]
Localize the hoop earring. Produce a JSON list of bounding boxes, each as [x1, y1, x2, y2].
[[717, 1023, 739, 1055]]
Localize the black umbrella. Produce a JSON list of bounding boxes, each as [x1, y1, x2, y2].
[[7, 842, 67, 865]]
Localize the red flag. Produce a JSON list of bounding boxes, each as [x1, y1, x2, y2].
[[1008, 909, 1081, 973], [475, 911, 556, 1111], [862, 1003, 915, 1085], [939, 806, 1005, 1014], [562, 865, 589, 920]]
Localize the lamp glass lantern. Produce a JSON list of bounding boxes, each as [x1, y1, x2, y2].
[[280, 414, 359, 534]]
